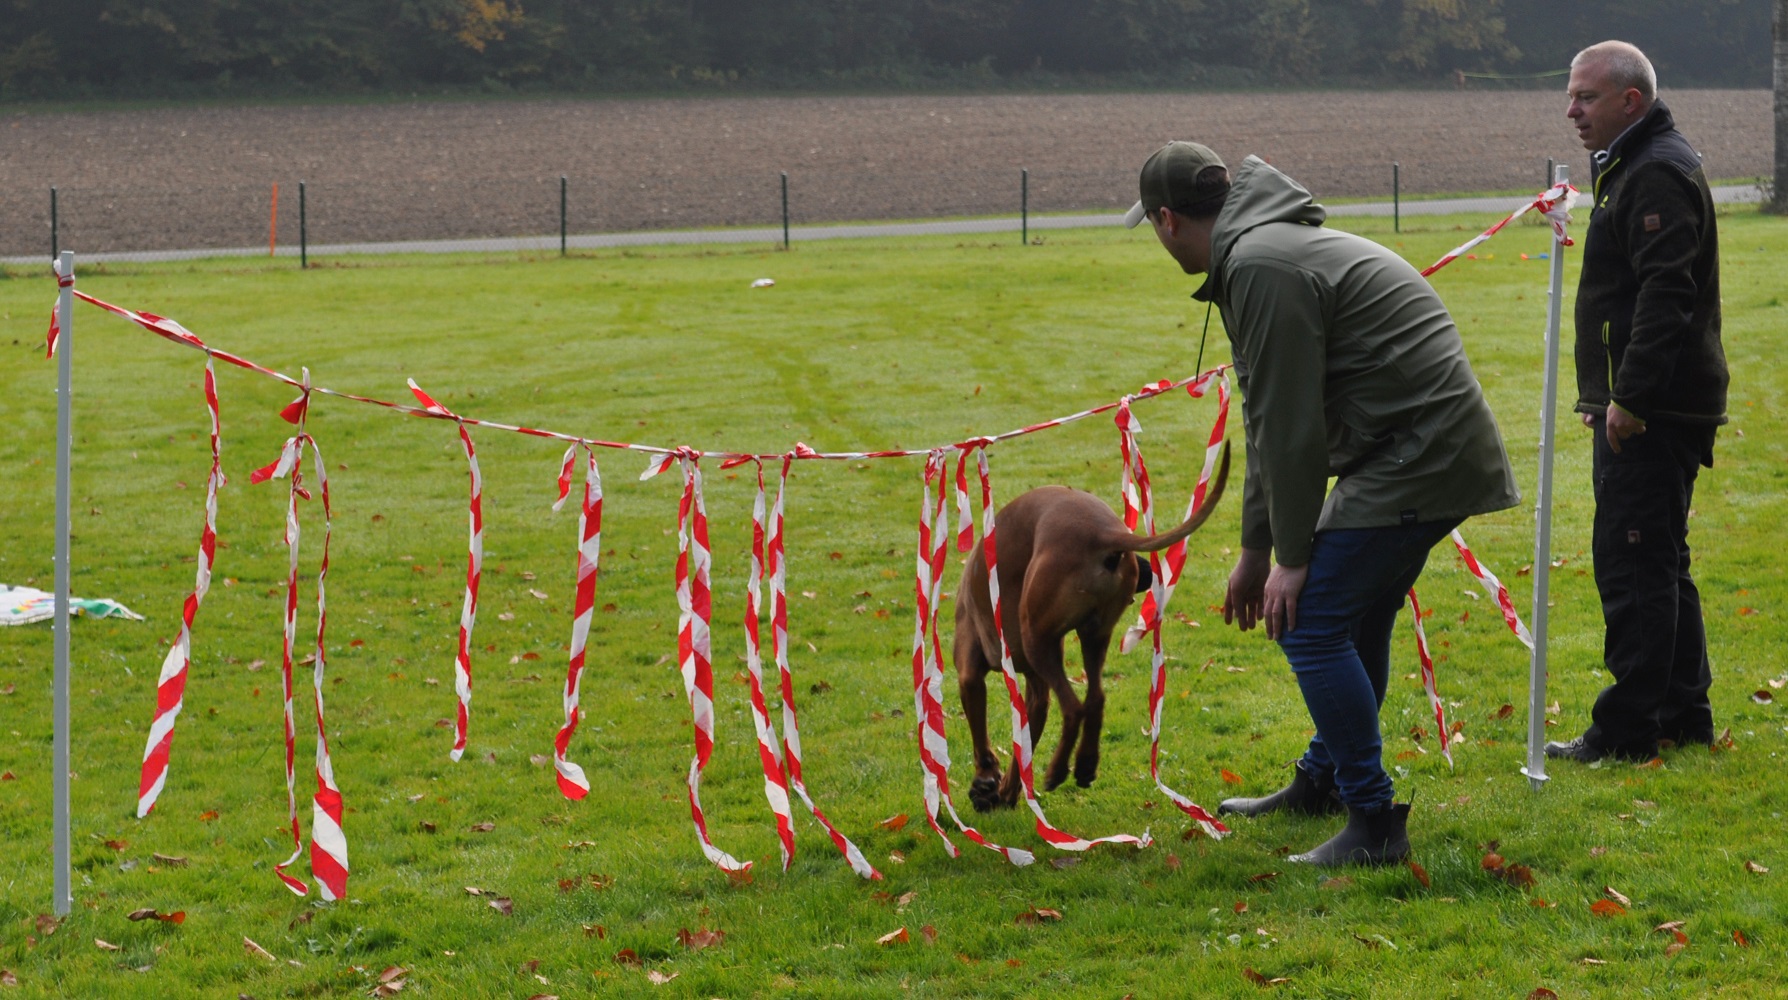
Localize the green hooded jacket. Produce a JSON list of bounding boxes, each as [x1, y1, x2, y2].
[[1192, 156, 1519, 566]]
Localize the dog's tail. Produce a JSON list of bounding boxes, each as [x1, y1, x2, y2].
[[1110, 440, 1230, 552]]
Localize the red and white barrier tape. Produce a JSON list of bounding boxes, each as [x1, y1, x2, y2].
[[909, 451, 1034, 866], [44, 261, 73, 359], [1405, 588, 1452, 767], [1122, 370, 1230, 653], [1450, 529, 1533, 648], [762, 455, 882, 878], [549, 444, 602, 799], [300, 434, 349, 900], [1113, 400, 1229, 839], [408, 380, 483, 762], [742, 459, 798, 869], [971, 447, 1152, 852], [646, 450, 751, 872], [137, 356, 225, 818], [1420, 182, 1580, 278]]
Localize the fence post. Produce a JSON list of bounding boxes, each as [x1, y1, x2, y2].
[[50, 186, 58, 261], [53, 249, 75, 917], [1546, 158, 1555, 191], [1392, 162, 1400, 234], [1021, 168, 1029, 245], [560, 175, 568, 257], [781, 172, 790, 250], [299, 181, 307, 270]]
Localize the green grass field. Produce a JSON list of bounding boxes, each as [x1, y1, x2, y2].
[[2, 208, 1785, 998]]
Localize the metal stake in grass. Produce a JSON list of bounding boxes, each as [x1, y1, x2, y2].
[[299, 180, 307, 270], [560, 175, 568, 257], [53, 249, 75, 916], [1522, 162, 1571, 793], [50, 186, 58, 261], [781, 172, 790, 250], [1392, 162, 1400, 233], [1021, 168, 1029, 245]]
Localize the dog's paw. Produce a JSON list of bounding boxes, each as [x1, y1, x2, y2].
[[1042, 768, 1069, 793], [968, 775, 1002, 813]]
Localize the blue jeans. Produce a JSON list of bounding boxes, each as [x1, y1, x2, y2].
[[1278, 518, 1461, 812]]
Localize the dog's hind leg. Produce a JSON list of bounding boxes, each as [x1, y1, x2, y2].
[[1020, 623, 1086, 794], [1072, 623, 1116, 789], [955, 623, 1007, 812]]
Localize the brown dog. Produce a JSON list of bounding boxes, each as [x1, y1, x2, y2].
[[955, 443, 1229, 811]]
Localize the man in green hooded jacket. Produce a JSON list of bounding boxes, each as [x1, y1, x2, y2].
[[1125, 142, 1518, 865]]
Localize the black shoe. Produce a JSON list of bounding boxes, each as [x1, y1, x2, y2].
[[1543, 736, 1607, 763], [1287, 803, 1410, 867], [1217, 763, 1343, 818]]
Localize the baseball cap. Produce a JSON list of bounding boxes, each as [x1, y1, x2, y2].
[[1123, 141, 1227, 229]]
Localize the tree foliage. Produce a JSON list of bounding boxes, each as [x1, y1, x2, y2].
[[0, 0, 1771, 96]]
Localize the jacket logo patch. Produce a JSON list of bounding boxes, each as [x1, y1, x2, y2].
[[1628, 529, 1642, 544], [1643, 213, 1661, 232]]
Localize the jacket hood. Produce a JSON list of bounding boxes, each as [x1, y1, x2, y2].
[[1194, 155, 1327, 302]]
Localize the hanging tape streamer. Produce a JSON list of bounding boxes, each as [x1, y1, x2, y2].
[[550, 444, 601, 800], [408, 380, 483, 763], [1406, 588, 1453, 767]]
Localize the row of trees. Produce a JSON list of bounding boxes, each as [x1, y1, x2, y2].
[[0, 0, 1774, 96]]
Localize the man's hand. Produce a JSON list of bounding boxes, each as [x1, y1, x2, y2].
[[1605, 402, 1647, 453], [1262, 562, 1309, 641], [1223, 548, 1270, 631]]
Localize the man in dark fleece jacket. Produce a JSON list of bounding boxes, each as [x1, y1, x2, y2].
[[1546, 41, 1729, 765]]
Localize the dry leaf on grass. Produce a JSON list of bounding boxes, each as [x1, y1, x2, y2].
[[243, 937, 276, 961], [489, 898, 514, 916], [1604, 886, 1633, 907], [876, 927, 909, 946], [1578, 957, 1608, 966], [34, 915, 60, 937], [582, 925, 606, 939], [1407, 860, 1431, 888], [645, 970, 678, 985], [469, 822, 495, 832], [150, 853, 188, 867], [1590, 900, 1627, 917], [0, 969, 16, 987], [1248, 872, 1281, 884], [920, 925, 938, 944], [378, 966, 408, 983], [1013, 906, 1062, 925], [1165, 853, 1182, 872], [1242, 967, 1290, 986], [1526, 989, 1559, 1000], [1732, 930, 1751, 948], [888, 850, 906, 864], [1233, 901, 1249, 914], [1752, 690, 1773, 704], [613, 949, 641, 966], [94, 939, 121, 952], [526, 995, 559, 1000], [1319, 876, 1354, 890], [1220, 769, 1243, 785], [198, 810, 219, 821], [726, 868, 754, 887], [125, 909, 185, 924], [677, 928, 724, 952], [371, 980, 406, 997], [877, 814, 909, 831], [1744, 860, 1770, 874]]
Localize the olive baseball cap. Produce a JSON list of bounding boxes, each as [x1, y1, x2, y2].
[[1123, 141, 1227, 229]]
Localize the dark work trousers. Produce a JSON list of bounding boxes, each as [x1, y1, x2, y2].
[[1582, 416, 1717, 758]]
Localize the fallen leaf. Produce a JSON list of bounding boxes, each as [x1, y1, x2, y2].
[[94, 939, 121, 952], [486, 897, 517, 916], [1242, 967, 1290, 986], [244, 937, 277, 961], [463, 886, 486, 896], [645, 970, 678, 985], [1247, 872, 1281, 884], [878, 813, 909, 831], [1590, 899, 1627, 917], [727, 868, 754, 886], [126, 909, 185, 924], [1590, 845, 1608, 857], [470, 822, 495, 832], [1220, 768, 1243, 785], [530, 754, 551, 767], [1665, 939, 1687, 958], [1604, 886, 1633, 907], [1481, 853, 1506, 871], [1319, 876, 1355, 890], [528, 589, 549, 600], [198, 810, 219, 821], [1407, 860, 1431, 888], [1733, 929, 1750, 948], [1752, 690, 1773, 704], [104, 839, 128, 851], [1744, 860, 1770, 874], [374, 984, 409, 999], [920, 925, 938, 944], [677, 927, 724, 952], [889, 850, 906, 864], [896, 891, 918, 912], [582, 924, 606, 939], [34, 915, 60, 937], [1527, 989, 1559, 1000], [151, 853, 188, 867], [0, 969, 16, 987], [1165, 853, 1181, 872], [379, 966, 408, 984], [877, 927, 909, 945], [613, 949, 641, 966], [1492, 703, 1514, 721], [1501, 864, 1537, 888], [1579, 957, 1608, 966]]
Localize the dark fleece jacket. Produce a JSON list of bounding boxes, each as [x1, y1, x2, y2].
[[1572, 99, 1727, 427]]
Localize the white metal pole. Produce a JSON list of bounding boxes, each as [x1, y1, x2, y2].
[[53, 249, 74, 914], [1522, 167, 1569, 791]]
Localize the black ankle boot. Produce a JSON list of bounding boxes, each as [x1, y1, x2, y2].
[[1217, 764, 1343, 817], [1287, 802, 1410, 867]]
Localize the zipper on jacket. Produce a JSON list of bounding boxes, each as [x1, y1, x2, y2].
[[1602, 320, 1614, 391]]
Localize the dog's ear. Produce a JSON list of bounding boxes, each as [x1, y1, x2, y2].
[[1133, 553, 1153, 594]]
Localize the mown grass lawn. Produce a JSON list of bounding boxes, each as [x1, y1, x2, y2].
[[1, 206, 1785, 999]]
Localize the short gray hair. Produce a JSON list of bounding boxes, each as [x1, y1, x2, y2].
[[1572, 41, 1656, 101]]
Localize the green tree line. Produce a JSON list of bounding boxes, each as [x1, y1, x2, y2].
[[0, 0, 1771, 97]]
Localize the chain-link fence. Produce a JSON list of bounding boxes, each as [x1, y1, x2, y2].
[[1, 155, 1589, 266]]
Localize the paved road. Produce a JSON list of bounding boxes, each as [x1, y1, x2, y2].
[[7, 185, 1762, 266]]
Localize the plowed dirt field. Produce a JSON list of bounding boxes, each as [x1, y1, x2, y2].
[[0, 89, 1770, 256]]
